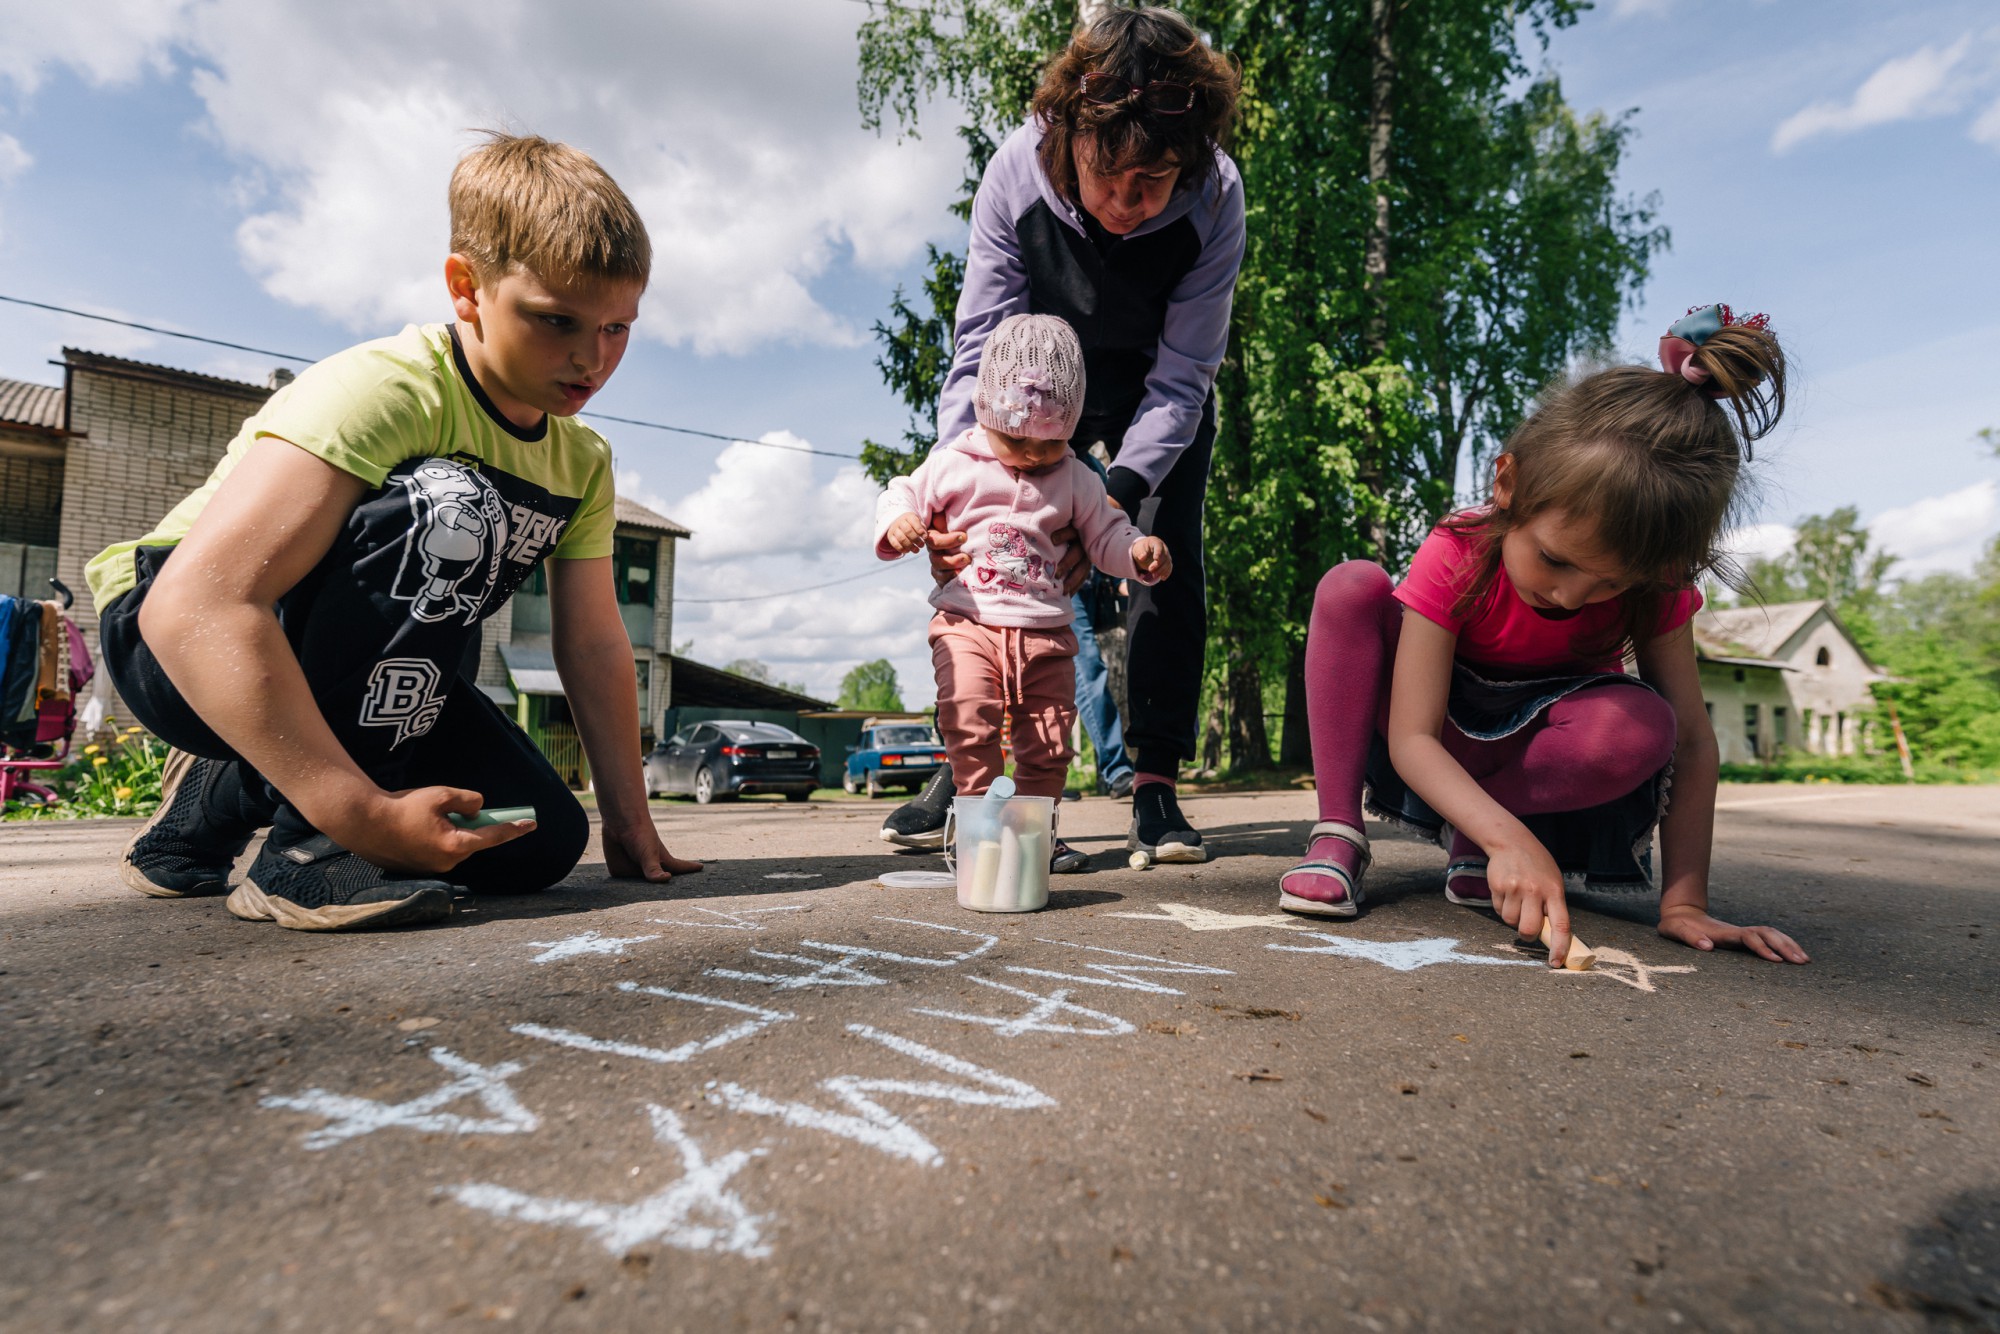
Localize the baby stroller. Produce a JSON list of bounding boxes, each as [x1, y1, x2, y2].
[[0, 579, 94, 809]]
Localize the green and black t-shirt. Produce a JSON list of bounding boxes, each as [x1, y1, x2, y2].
[[86, 322, 616, 618]]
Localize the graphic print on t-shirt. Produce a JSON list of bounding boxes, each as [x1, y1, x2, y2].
[[972, 522, 1050, 597], [382, 456, 580, 627], [389, 459, 511, 625]]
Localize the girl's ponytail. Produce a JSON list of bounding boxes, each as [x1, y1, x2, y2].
[[1657, 304, 1787, 451]]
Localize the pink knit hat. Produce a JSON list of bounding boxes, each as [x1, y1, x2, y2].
[[974, 314, 1085, 440]]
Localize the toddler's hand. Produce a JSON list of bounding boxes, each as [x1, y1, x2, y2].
[[885, 512, 930, 554], [1131, 536, 1172, 582]]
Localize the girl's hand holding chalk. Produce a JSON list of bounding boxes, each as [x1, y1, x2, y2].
[[447, 806, 538, 831]]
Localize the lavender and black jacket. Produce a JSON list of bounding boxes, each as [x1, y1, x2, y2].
[[937, 121, 1246, 514]]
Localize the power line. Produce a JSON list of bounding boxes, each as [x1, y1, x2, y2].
[[676, 559, 916, 604], [0, 293, 316, 363], [0, 292, 870, 461]]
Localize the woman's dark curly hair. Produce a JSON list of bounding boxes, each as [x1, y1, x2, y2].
[[1030, 6, 1240, 204]]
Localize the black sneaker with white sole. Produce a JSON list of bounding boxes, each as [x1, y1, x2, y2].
[[120, 749, 259, 898], [880, 762, 953, 851], [1127, 783, 1208, 864], [226, 833, 455, 932], [1050, 838, 1092, 875]]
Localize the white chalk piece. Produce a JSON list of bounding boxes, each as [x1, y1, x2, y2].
[[1128, 850, 1154, 871], [963, 840, 1003, 911], [877, 871, 958, 890], [1537, 920, 1597, 971]]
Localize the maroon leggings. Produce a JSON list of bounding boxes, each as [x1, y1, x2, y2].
[[1304, 561, 1676, 844]]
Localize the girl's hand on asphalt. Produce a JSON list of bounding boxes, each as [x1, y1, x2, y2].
[[343, 786, 532, 875], [1131, 536, 1172, 581], [1486, 840, 1572, 969], [1658, 905, 1810, 963], [884, 512, 930, 554], [603, 818, 702, 883]]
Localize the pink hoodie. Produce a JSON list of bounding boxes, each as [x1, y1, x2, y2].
[[874, 427, 1157, 629]]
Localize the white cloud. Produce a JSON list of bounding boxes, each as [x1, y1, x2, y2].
[[1971, 94, 2000, 146], [1724, 521, 1797, 567], [1772, 36, 1975, 153], [629, 433, 937, 703], [1612, 0, 1672, 15], [0, 0, 962, 354], [1872, 479, 1999, 579], [671, 434, 879, 562], [0, 133, 31, 183]]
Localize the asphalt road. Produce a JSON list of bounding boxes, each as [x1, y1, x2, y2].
[[2, 784, 1996, 1332]]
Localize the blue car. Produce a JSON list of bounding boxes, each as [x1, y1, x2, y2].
[[844, 721, 947, 797]]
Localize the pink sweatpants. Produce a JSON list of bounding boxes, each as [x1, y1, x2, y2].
[[929, 611, 1078, 799]]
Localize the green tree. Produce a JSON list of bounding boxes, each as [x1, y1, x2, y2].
[[724, 658, 810, 696], [1739, 506, 1895, 652], [855, 1, 1663, 767], [838, 659, 907, 712]]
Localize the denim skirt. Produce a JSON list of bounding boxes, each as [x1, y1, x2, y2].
[[1363, 664, 1670, 890]]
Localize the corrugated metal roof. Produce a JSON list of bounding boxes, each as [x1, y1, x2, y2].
[[499, 644, 565, 696], [1695, 602, 1824, 659], [0, 376, 64, 431], [615, 495, 691, 537]]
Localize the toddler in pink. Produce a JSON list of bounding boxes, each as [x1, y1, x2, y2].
[[875, 314, 1171, 818]]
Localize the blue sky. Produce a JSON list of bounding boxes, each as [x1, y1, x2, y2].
[[0, 0, 1994, 704]]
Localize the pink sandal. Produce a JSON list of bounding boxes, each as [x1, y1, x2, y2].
[[1278, 821, 1369, 918]]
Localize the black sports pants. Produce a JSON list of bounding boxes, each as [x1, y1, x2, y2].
[[1081, 394, 1215, 773], [99, 459, 588, 892]]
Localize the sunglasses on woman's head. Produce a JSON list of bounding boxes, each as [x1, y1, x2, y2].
[[1080, 71, 1196, 115]]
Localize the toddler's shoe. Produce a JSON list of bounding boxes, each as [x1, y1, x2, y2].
[[1127, 783, 1207, 864], [227, 832, 455, 932], [120, 749, 258, 898], [1050, 838, 1092, 875], [1278, 820, 1368, 918], [880, 763, 953, 851]]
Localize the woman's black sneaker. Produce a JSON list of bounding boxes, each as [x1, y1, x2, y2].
[[226, 833, 455, 932], [120, 749, 257, 898], [880, 763, 953, 851], [1127, 783, 1207, 864]]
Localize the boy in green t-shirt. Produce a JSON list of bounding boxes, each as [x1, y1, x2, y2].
[[88, 132, 699, 931]]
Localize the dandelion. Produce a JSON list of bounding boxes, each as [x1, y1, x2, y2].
[[114, 787, 133, 801], [83, 744, 100, 756], [93, 756, 109, 767], [125, 726, 144, 736]]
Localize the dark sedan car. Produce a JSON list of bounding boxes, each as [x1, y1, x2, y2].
[[644, 720, 821, 804]]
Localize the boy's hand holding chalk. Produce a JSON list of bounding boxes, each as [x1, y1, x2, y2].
[[447, 806, 538, 831]]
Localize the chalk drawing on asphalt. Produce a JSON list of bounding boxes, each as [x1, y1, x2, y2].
[[512, 986, 794, 1065], [1266, 933, 1541, 973], [913, 976, 1137, 1038], [1003, 940, 1236, 995], [650, 905, 807, 931], [262, 1048, 539, 1151], [707, 1023, 1055, 1166], [797, 918, 999, 969], [763, 873, 821, 880], [1558, 946, 1696, 993], [1108, 902, 1310, 932], [709, 950, 892, 991], [448, 1105, 771, 1258], [523, 930, 662, 964]]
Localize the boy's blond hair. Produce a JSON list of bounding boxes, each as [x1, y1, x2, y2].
[[449, 132, 651, 289]]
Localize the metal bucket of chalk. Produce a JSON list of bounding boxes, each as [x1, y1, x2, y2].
[[946, 790, 1052, 913]]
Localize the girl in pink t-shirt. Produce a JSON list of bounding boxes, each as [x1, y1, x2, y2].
[[1282, 304, 1809, 967], [876, 315, 1170, 869]]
